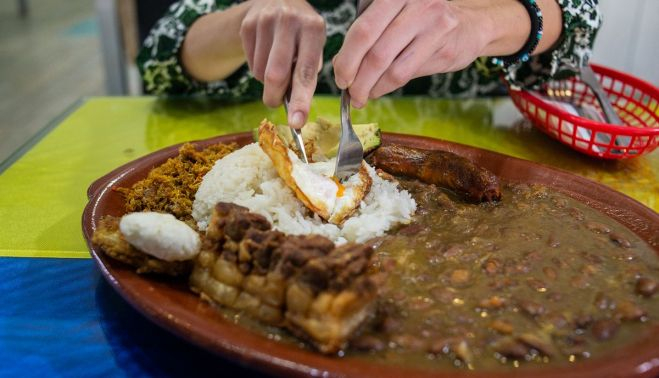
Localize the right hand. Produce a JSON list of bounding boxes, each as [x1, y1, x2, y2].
[[240, 0, 326, 128]]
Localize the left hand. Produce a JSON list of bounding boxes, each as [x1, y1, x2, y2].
[[333, 0, 490, 108]]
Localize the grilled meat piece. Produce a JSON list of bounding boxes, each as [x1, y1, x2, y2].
[[92, 216, 192, 276], [369, 144, 501, 203], [190, 202, 377, 353], [207, 202, 271, 247]]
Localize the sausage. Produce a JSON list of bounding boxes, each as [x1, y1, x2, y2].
[[368, 144, 501, 203]]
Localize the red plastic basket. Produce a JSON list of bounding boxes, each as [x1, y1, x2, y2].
[[509, 63, 659, 159]]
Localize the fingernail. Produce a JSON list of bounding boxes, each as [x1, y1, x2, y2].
[[336, 78, 347, 90], [290, 111, 304, 128], [351, 99, 364, 109]]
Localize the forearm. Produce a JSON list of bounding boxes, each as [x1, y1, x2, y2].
[[453, 0, 562, 58], [180, 2, 251, 82]]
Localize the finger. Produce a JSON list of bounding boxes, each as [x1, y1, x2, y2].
[[333, 0, 405, 89], [415, 44, 457, 78], [288, 19, 325, 128], [262, 23, 296, 108], [239, 16, 257, 72], [369, 34, 442, 99], [251, 16, 275, 82], [348, 4, 420, 107]]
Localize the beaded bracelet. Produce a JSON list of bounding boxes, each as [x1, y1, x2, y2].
[[491, 0, 544, 67]]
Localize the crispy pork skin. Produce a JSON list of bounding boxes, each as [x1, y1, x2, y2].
[[189, 202, 377, 353]]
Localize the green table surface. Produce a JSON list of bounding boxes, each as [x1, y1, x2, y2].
[[0, 96, 657, 259]]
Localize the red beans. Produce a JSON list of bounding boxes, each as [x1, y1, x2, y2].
[[574, 312, 594, 328], [479, 296, 507, 310], [391, 334, 427, 351], [609, 232, 631, 248], [491, 337, 528, 358], [615, 300, 646, 321], [544, 312, 569, 329], [518, 299, 545, 317], [380, 316, 403, 333], [570, 275, 590, 289], [490, 319, 514, 334], [352, 335, 385, 351], [585, 221, 611, 234], [592, 319, 620, 341], [430, 287, 456, 304], [636, 277, 658, 297], [526, 278, 548, 292], [543, 267, 558, 280], [398, 224, 424, 236], [568, 207, 585, 221], [409, 296, 434, 311], [547, 234, 561, 248], [517, 333, 558, 357], [450, 269, 472, 287], [482, 258, 501, 275], [594, 292, 615, 310]]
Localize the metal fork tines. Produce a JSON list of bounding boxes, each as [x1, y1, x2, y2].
[[334, 90, 364, 182], [579, 65, 623, 125], [283, 91, 309, 163], [333, 0, 371, 181]]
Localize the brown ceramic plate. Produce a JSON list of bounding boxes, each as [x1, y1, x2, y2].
[[82, 132, 659, 378]]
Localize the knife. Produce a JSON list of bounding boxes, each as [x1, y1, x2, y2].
[[283, 89, 309, 164]]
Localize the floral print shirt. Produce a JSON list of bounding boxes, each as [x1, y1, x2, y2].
[[137, 0, 602, 99]]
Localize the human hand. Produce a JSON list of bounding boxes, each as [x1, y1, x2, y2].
[[240, 0, 326, 128], [333, 0, 493, 108]]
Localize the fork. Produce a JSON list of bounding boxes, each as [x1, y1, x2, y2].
[[334, 0, 373, 182], [579, 65, 623, 125], [334, 90, 364, 181], [550, 65, 627, 153]]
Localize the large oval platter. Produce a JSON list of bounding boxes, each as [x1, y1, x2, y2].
[[82, 132, 659, 378]]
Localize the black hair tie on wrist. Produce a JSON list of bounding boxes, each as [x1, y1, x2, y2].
[[491, 0, 544, 67]]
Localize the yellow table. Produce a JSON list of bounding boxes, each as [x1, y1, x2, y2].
[[0, 96, 657, 259]]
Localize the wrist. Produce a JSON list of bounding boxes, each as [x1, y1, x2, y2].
[[181, 3, 251, 82], [450, 0, 506, 58], [454, 0, 531, 58]]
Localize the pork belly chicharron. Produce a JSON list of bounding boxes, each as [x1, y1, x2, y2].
[[369, 144, 501, 203], [189, 203, 377, 353]]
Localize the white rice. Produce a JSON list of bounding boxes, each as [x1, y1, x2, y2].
[[192, 143, 416, 244]]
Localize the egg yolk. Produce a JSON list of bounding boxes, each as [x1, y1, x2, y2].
[[331, 176, 345, 197]]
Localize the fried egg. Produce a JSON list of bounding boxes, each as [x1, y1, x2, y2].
[[258, 120, 372, 224]]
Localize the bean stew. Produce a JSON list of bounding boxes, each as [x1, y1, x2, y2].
[[224, 179, 659, 371]]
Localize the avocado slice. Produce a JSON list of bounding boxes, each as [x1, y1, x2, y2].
[[252, 117, 381, 159]]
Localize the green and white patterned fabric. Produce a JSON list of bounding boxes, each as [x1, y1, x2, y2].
[[137, 0, 602, 99]]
